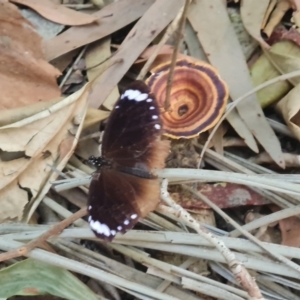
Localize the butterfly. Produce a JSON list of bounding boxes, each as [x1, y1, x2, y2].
[[87, 80, 170, 241]]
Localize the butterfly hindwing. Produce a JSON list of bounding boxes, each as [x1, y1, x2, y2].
[[88, 168, 160, 241]]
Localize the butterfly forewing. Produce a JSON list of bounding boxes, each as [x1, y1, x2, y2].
[[102, 81, 168, 171]]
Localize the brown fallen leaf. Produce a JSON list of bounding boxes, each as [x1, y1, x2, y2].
[[270, 205, 300, 248], [137, 44, 187, 69], [188, 0, 284, 168], [0, 84, 90, 222], [262, 0, 292, 38], [268, 25, 300, 46], [240, 0, 270, 49], [9, 0, 97, 26], [276, 82, 300, 140], [249, 152, 300, 167], [88, 0, 184, 108], [85, 37, 119, 111], [83, 107, 110, 130], [171, 183, 269, 210], [244, 211, 281, 244], [44, 0, 155, 61], [0, 0, 61, 110]]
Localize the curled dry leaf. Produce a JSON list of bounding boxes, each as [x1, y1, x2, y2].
[[9, 0, 97, 26], [262, 0, 292, 38], [270, 205, 300, 247], [0, 0, 61, 110], [0, 84, 90, 222], [276, 82, 300, 141], [240, 0, 270, 49]]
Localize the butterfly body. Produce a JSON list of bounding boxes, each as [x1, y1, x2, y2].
[[88, 81, 170, 241]]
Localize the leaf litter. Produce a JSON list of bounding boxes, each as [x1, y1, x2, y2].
[[2, 0, 300, 300]]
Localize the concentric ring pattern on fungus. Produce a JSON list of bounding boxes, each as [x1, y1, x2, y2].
[[146, 59, 229, 139]]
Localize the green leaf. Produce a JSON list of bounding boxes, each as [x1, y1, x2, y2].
[[0, 258, 98, 300]]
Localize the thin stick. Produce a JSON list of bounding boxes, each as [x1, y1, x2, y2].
[[164, 0, 190, 111], [198, 69, 300, 168], [182, 184, 300, 275], [160, 179, 264, 299], [59, 46, 87, 88], [0, 207, 87, 262], [136, 5, 185, 81]]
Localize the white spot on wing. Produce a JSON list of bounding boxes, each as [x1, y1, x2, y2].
[[154, 124, 161, 130], [149, 106, 155, 110], [88, 216, 92, 222], [146, 98, 152, 102], [122, 89, 141, 100], [90, 220, 111, 237], [131, 214, 138, 219], [111, 230, 116, 235], [152, 115, 158, 119], [135, 93, 148, 101], [115, 105, 119, 109], [117, 226, 122, 231], [124, 219, 130, 225], [88, 206, 92, 210], [101, 223, 111, 237]]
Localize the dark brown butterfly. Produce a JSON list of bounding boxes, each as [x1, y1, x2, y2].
[[87, 80, 170, 241]]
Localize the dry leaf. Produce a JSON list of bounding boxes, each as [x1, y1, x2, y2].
[[137, 44, 187, 69], [249, 152, 300, 167], [85, 37, 119, 111], [263, 40, 300, 86], [172, 183, 269, 209], [268, 25, 300, 46], [83, 107, 109, 130], [0, 0, 61, 110], [44, 0, 155, 61], [0, 84, 90, 222], [270, 205, 300, 247], [240, 0, 270, 49], [276, 82, 300, 140], [262, 0, 292, 38], [88, 0, 185, 108], [9, 0, 97, 26], [225, 109, 259, 153], [250, 42, 293, 108], [188, 0, 284, 168]]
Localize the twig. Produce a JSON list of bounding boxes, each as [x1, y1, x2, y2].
[[164, 0, 190, 111], [160, 179, 264, 299], [198, 69, 300, 168], [59, 46, 87, 88], [0, 239, 178, 300], [182, 184, 300, 275], [136, 4, 185, 81], [229, 206, 300, 238], [0, 207, 87, 262]]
